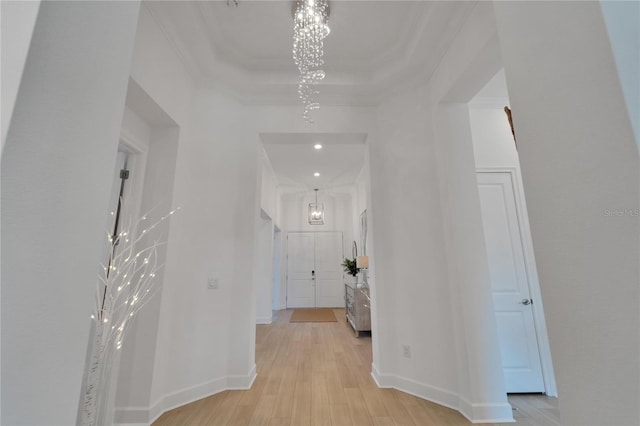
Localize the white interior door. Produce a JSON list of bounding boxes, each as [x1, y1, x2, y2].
[[286, 233, 316, 308], [477, 172, 545, 393], [286, 232, 343, 308], [314, 232, 344, 307]]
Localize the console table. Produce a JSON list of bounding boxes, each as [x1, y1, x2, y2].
[[344, 282, 371, 337]]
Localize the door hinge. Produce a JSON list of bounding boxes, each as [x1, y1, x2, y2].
[[120, 169, 130, 179]]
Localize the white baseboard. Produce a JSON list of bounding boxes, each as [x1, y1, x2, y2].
[[256, 315, 273, 324], [458, 397, 515, 423], [371, 364, 460, 410], [227, 364, 257, 389], [113, 405, 155, 426], [371, 364, 514, 424], [114, 365, 258, 426]]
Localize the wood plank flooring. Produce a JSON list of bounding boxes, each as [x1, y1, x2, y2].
[[507, 394, 560, 426], [153, 309, 559, 426]]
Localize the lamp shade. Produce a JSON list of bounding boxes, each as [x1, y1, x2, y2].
[[356, 256, 369, 269]]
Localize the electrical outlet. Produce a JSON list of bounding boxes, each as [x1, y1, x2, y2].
[[207, 277, 219, 290], [402, 344, 411, 358]]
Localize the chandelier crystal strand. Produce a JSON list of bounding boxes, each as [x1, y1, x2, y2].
[[293, 0, 330, 123]]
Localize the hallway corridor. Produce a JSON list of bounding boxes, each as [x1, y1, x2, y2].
[[153, 309, 558, 425]]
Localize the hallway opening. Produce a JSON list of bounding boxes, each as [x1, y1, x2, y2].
[[153, 310, 559, 425]]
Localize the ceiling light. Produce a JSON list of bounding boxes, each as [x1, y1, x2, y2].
[[292, 0, 330, 123], [308, 189, 324, 225], [314, 143, 322, 150], [314, 172, 320, 177]]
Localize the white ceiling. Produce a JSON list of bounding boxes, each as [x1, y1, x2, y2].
[[143, 0, 475, 190], [261, 133, 366, 193], [144, 1, 475, 104], [198, 1, 425, 72]]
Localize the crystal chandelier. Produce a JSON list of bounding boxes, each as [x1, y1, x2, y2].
[[292, 0, 330, 123]]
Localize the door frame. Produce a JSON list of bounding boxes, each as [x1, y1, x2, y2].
[[285, 230, 344, 309], [271, 225, 282, 310], [477, 167, 557, 396], [118, 130, 148, 225], [98, 128, 149, 426]]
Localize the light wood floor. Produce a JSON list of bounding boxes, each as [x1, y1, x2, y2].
[[153, 309, 559, 426], [507, 394, 559, 426]]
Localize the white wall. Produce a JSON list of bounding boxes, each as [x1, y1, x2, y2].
[[121, 106, 152, 151], [148, 86, 258, 416], [256, 148, 279, 322], [258, 149, 281, 314], [494, 2, 639, 424], [271, 229, 282, 310], [468, 105, 519, 169], [353, 157, 370, 256], [352, 147, 379, 359], [371, 85, 510, 421], [0, 2, 41, 416], [600, 0, 640, 147], [354, 166, 368, 225], [371, 88, 460, 402], [281, 190, 352, 260], [248, 104, 376, 136], [0, 0, 41, 151], [260, 147, 280, 225], [0, 2, 140, 424], [112, 6, 260, 423], [255, 211, 274, 324], [369, 3, 512, 422], [114, 111, 180, 422], [430, 7, 514, 419], [281, 191, 352, 235]]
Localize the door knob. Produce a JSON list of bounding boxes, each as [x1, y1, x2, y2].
[[519, 298, 532, 305]]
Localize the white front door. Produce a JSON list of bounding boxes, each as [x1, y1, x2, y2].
[[286, 232, 343, 308], [477, 172, 545, 393], [286, 232, 316, 308], [315, 232, 344, 307]]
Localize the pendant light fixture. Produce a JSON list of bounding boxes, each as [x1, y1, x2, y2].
[[292, 0, 330, 123], [308, 188, 324, 225]]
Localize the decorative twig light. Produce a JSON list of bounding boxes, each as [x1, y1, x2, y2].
[[81, 206, 180, 426], [293, 0, 330, 123]]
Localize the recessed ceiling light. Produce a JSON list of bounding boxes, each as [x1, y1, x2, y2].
[[314, 172, 320, 177], [314, 144, 322, 150]]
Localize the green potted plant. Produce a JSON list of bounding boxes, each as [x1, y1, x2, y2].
[[342, 257, 360, 284]]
